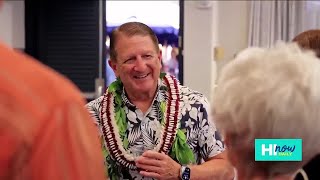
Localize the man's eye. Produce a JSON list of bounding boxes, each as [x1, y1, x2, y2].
[[124, 58, 134, 63], [143, 55, 152, 59]]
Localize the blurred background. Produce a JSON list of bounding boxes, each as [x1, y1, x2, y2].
[[1, 0, 320, 102]]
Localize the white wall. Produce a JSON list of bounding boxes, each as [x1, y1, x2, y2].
[[184, 1, 216, 99], [215, 1, 249, 80], [0, 0, 25, 49], [184, 1, 249, 99]]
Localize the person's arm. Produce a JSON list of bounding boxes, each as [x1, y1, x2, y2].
[[188, 151, 234, 180], [188, 98, 234, 180], [135, 150, 234, 180]]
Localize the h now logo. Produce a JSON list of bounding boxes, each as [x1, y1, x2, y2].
[[261, 144, 277, 156], [255, 139, 302, 161]]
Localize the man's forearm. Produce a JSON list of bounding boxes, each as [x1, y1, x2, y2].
[[189, 158, 234, 180]]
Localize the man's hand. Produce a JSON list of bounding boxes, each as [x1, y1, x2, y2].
[[135, 150, 181, 180]]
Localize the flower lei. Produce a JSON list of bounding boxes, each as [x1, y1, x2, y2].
[[100, 73, 195, 176]]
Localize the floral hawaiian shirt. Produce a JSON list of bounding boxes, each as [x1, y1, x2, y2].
[[86, 78, 225, 180]]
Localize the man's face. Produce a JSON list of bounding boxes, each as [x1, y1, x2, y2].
[[109, 34, 162, 97]]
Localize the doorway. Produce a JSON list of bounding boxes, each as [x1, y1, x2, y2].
[[105, 1, 183, 86]]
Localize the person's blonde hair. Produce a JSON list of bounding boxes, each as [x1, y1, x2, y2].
[[213, 42, 320, 178]]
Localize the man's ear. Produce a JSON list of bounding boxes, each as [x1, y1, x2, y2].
[[108, 59, 119, 77]]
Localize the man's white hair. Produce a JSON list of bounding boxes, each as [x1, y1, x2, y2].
[[213, 42, 320, 177]]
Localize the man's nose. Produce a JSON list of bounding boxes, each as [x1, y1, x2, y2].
[[133, 57, 147, 71]]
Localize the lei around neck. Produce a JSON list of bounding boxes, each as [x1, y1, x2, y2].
[[100, 73, 195, 172]]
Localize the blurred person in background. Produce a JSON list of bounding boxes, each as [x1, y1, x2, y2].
[[0, 1, 106, 179], [292, 29, 320, 180], [213, 43, 320, 180], [165, 47, 179, 78]]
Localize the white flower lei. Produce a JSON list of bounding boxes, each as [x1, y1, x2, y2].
[[100, 75, 181, 169]]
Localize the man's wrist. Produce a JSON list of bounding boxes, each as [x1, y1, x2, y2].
[[179, 165, 191, 180], [177, 164, 182, 179]]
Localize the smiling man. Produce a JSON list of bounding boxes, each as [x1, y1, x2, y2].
[[86, 22, 234, 180]]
